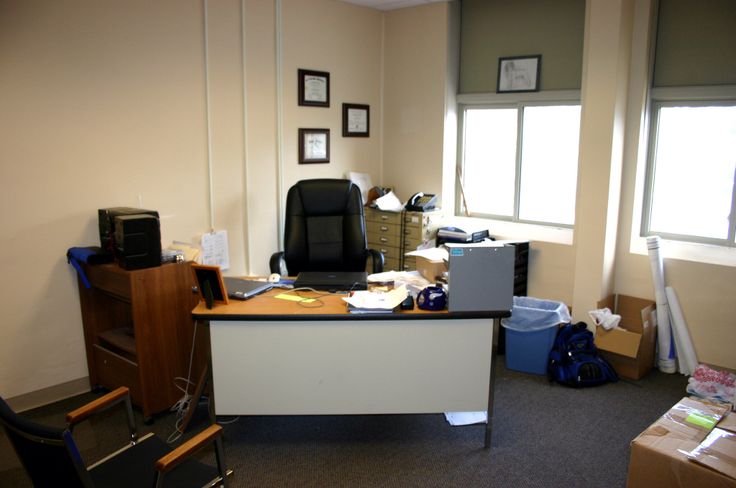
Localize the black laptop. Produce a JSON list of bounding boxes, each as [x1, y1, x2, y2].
[[293, 271, 368, 292], [223, 277, 273, 300]]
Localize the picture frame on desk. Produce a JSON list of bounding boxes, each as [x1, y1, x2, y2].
[[191, 264, 228, 308], [298, 69, 330, 107], [298, 128, 330, 164], [342, 103, 369, 137]]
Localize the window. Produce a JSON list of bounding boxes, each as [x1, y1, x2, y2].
[[458, 103, 581, 227], [642, 101, 736, 246]]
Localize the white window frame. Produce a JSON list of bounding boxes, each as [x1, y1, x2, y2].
[[455, 90, 581, 243], [641, 86, 736, 248]]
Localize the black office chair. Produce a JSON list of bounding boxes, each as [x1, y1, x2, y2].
[[0, 387, 230, 487], [270, 179, 384, 275]]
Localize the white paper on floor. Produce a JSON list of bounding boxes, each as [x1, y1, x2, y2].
[[444, 411, 487, 426]]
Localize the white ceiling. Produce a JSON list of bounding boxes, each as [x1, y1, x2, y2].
[[340, 0, 447, 11]]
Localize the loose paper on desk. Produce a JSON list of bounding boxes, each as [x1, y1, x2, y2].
[[405, 247, 448, 262], [373, 191, 404, 212], [342, 285, 408, 312], [201, 230, 230, 270]]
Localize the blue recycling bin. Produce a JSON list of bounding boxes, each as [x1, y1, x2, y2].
[[501, 296, 571, 375]]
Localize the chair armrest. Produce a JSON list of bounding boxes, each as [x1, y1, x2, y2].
[[270, 252, 286, 275], [368, 249, 384, 273], [66, 386, 137, 442], [155, 424, 224, 474], [66, 387, 130, 427]]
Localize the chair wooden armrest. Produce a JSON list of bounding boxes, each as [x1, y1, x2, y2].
[[66, 387, 130, 427], [155, 424, 224, 474]]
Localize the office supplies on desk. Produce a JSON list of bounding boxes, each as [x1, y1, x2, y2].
[[437, 226, 489, 244], [294, 271, 368, 292], [342, 285, 408, 313], [223, 277, 273, 300]]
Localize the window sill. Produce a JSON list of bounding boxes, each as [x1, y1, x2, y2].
[[446, 216, 573, 246], [629, 235, 736, 267]]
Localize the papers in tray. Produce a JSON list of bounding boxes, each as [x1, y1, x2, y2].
[[342, 285, 408, 314]]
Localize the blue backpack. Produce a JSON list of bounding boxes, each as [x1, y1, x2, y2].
[[548, 322, 618, 387]]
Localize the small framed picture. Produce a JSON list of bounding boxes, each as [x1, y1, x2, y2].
[[497, 55, 541, 93], [298, 128, 330, 164], [298, 69, 330, 107], [342, 103, 370, 137], [190, 264, 228, 308]]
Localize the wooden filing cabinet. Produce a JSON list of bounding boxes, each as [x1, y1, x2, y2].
[[364, 208, 443, 271], [76, 262, 200, 419]]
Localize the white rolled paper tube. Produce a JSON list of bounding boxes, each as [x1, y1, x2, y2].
[[647, 236, 676, 373], [665, 286, 699, 376]]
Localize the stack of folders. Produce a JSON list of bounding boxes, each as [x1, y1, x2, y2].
[[342, 286, 408, 314]]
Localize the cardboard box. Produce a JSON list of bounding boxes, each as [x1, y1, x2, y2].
[[628, 396, 736, 488], [415, 255, 447, 282], [594, 294, 656, 380]]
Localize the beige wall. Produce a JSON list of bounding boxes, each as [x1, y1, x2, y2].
[[382, 2, 449, 204], [0, 0, 383, 403]]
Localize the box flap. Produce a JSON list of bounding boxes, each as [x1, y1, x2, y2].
[[617, 295, 655, 334], [719, 411, 736, 434], [689, 427, 736, 480], [596, 327, 642, 358]]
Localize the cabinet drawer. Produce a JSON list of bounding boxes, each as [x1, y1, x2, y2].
[[366, 221, 401, 237], [382, 257, 401, 271], [364, 208, 402, 225], [92, 345, 141, 401], [368, 233, 402, 248], [403, 225, 435, 242], [370, 245, 402, 261]]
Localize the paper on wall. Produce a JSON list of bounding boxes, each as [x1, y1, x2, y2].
[[201, 230, 230, 270]]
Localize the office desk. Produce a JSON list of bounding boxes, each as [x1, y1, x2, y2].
[[192, 289, 509, 447]]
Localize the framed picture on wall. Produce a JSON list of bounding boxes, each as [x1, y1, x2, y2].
[[298, 128, 330, 164], [298, 69, 330, 107], [497, 55, 541, 93], [342, 103, 370, 137]]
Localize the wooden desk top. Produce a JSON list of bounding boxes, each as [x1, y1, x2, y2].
[[192, 287, 509, 321]]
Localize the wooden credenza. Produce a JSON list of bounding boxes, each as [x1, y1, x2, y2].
[[76, 262, 199, 419]]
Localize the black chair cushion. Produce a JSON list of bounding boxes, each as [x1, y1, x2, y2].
[[88, 435, 219, 488], [283, 179, 368, 274]]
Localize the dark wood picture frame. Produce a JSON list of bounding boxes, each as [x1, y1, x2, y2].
[[298, 69, 330, 107], [342, 103, 370, 137], [298, 128, 330, 164], [191, 264, 228, 308], [497, 55, 541, 93]]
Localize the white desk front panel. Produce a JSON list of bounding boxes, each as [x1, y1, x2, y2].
[[209, 317, 492, 415]]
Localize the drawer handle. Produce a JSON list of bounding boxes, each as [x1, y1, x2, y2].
[[381, 248, 388, 253], [380, 237, 388, 243], [380, 226, 389, 231], [381, 215, 389, 220]]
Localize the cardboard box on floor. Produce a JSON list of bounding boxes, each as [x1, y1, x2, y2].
[[628, 396, 736, 488], [594, 294, 656, 380]]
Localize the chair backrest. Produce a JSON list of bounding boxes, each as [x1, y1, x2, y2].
[[0, 396, 88, 487], [283, 179, 369, 274]]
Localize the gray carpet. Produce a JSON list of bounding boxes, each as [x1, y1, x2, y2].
[[0, 358, 688, 487]]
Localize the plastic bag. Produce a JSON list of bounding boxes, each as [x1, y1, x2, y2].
[[501, 296, 571, 332]]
